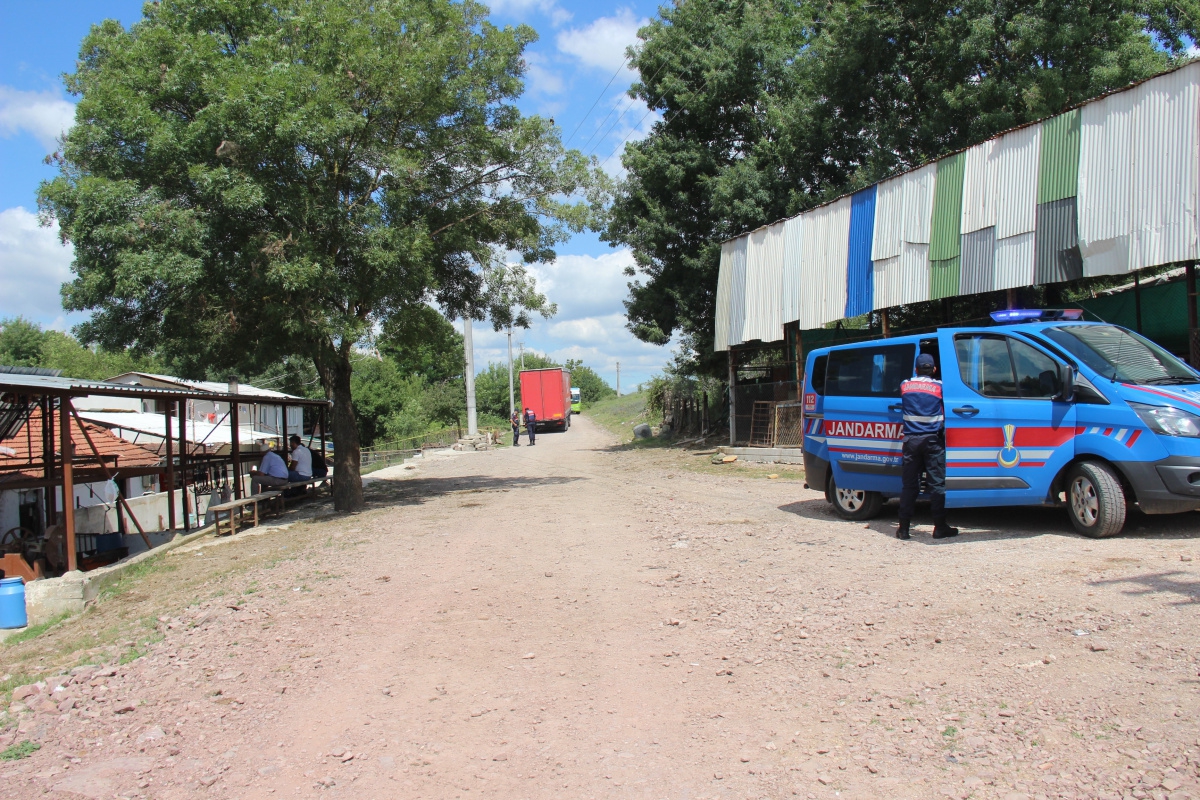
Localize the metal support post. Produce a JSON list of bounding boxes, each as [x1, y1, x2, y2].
[[1134, 271, 1143, 333]]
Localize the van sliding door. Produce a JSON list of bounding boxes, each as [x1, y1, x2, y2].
[[822, 343, 914, 496]]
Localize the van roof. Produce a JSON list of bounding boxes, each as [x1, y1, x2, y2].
[[806, 320, 1108, 359]]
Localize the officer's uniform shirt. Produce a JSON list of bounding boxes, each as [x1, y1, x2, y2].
[[899, 376, 944, 436]]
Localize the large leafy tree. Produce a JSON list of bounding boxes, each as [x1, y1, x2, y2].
[[40, 0, 605, 510], [605, 0, 1197, 373]]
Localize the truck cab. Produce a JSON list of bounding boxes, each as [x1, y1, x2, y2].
[[570, 387, 581, 414], [802, 310, 1200, 537]]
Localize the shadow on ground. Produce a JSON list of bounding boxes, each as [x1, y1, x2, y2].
[[362, 473, 585, 508], [1090, 571, 1200, 605], [777, 498, 1200, 545]]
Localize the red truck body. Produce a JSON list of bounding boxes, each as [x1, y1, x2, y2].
[[519, 368, 572, 431]]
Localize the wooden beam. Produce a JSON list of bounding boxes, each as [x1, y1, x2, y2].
[[230, 400, 242, 500], [1134, 271, 1143, 333], [165, 403, 175, 532], [68, 405, 152, 550], [178, 399, 190, 532], [727, 348, 736, 447], [59, 399, 76, 573], [319, 406, 328, 491]]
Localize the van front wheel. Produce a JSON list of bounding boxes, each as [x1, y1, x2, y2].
[[828, 475, 884, 521], [1066, 461, 1126, 538]]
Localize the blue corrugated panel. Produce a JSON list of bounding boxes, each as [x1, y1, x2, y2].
[[845, 186, 877, 318]]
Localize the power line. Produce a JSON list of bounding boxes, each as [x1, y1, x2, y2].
[[563, 55, 630, 149], [579, 57, 670, 157]]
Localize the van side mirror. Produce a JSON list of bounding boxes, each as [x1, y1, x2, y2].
[[1059, 365, 1076, 402]]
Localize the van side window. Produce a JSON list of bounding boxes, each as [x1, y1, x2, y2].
[[810, 355, 828, 395], [956, 335, 1017, 397], [955, 335, 1061, 399], [1011, 340, 1061, 398], [825, 344, 915, 397]]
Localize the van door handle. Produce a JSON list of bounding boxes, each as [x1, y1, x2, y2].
[[888, 404, 903, 413], [952, 405, 980, 416]]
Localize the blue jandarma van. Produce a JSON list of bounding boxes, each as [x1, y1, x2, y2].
[[802, 310, 1200, 537]]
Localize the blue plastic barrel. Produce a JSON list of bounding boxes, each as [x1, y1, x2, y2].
[[0, 577, 28, 629]]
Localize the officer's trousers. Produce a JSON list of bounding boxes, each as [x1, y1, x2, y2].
[[899, 433, 946, 521]]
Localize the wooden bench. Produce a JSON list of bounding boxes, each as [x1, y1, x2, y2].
[[210, 491, 282, 536], [280, 475, 331, 500]]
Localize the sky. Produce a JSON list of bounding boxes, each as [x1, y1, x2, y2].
[[0, 0, 668, 392]]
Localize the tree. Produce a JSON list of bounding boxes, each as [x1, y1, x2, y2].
[[40, 0, 607, 511], [0, 318, 49, 367], [379, 306, 464, 384], [563, 359, 614, 404], [604, 0, 1196, 375]]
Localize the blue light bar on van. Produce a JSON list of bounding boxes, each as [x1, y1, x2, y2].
[[990, 308, 1084, 323]]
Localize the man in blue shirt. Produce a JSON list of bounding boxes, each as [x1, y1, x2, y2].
[[250, 445, 290, 494], [897, 354, 958, 541]]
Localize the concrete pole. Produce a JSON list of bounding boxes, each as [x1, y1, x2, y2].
[[463, 316, 478, 436], [507, 327, 515, 419], [616, 362, 620, 397]]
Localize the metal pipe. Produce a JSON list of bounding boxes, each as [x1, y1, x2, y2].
[[727, 349, 736, 447]]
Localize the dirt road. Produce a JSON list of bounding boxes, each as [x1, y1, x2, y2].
[[4, 415, 1200, 799]]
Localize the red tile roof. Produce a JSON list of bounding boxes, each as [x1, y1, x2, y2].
[[0, 406, 161, 483]]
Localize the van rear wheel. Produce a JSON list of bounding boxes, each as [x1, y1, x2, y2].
[[828, 474, 884, 521], [1066, 461, 1126, 538]]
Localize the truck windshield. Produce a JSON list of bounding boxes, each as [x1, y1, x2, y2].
[[1043, 325, 1199, 385]]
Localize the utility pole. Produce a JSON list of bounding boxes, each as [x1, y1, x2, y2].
[[463, 316, 478, 436], [506, 327, 515, 418], [616, 362, 620, 397], [519, 342, 525, 370]]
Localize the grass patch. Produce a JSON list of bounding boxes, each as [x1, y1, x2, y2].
[[583, 392, 650, 442], [0, 740, 40, 760], [0, 613, 71, 647]]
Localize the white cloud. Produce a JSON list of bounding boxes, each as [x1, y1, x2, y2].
[[522, 52, 565, 97], [556, 8, 645, 75], [0, 86, 75, 151], [0, 206, 75, 325]]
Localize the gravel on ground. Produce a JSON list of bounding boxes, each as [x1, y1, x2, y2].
[[2, 414, 1200, 800]]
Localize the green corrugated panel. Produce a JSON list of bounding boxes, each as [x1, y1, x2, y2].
[[928, 152, 965, 262], [930, 257, 961, 300], [1037, 109, 1081, 203]]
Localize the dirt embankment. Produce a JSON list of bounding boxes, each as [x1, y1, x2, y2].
[[2, 415, 1200, 800]]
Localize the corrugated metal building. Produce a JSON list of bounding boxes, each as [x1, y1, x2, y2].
[[713, 61, 1200, 352]]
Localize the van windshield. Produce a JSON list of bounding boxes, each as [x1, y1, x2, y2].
[[1043, 325, 1199, 385]]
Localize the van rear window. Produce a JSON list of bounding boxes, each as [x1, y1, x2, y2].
[[824, 344, 915, 397]]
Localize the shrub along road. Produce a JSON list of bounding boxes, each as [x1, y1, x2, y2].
[[2, 415, 1200, 799]]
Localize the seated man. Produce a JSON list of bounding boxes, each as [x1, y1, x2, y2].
[[250, 446, 290, 494], [288, 434, 313, 482]]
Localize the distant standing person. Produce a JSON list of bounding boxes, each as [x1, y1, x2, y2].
[[510, 411, 521, 446], [525, 407, 536, 445], [288, 434, 313, 482], [896, 354, 958, 541]]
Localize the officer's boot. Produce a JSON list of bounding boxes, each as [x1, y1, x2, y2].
[[896, 519, 911, 540], [932, 518, 959, 539]]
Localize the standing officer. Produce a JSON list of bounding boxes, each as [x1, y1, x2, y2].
[[524, 407, 537, 445], [510, 410, 521, 446], [897, 353, 958, 540]]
